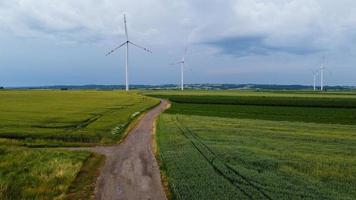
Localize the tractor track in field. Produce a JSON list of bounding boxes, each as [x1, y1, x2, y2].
[[32, 106, 129, 130], [174, 116, 273, 200], [175, 116, 323, 200], [67, 100, 169, 200]]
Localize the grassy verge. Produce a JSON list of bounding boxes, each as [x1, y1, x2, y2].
[[153, 102, 172, 200], [65, 153, 105, 200], [0, 146, 91, 200]]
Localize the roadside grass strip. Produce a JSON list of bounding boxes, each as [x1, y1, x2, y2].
[[0, 146, 91, 200]]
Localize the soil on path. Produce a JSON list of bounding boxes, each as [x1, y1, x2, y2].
[[70, 100, 169, 200]]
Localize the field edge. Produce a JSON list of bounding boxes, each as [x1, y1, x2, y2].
[[64, 152, 105, 200], [152, 101, 173, 200]]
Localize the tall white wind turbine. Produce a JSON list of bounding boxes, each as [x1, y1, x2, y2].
[[320, 57, 325, 91], [171, 48, 188, 90], [106, 14, 152, 91], [312, 70, 319, 91]]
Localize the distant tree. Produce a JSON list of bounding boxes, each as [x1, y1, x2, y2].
[[0, 87, 4, 90]]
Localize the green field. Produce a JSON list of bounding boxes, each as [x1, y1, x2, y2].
[[0, 90, 159, 145], [146, 90, 356, 99], [0, 90, 158, 200], [148, 91, 356, 125], [154, 91, 356, 199]]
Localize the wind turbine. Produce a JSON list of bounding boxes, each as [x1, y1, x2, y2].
[[106, 14, 152, 91], [320, 56, 325, 91], [312, 70, 319, 91], [171, 48, 188, 90]]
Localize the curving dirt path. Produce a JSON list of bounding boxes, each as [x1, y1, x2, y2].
[[70, 100, 169, 200]]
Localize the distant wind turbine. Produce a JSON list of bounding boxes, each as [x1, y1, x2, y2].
[[171, 48, 188, 90], [106, 14, 152, 91], [320, 56, 325, 91], [312, 70, 319, 91]]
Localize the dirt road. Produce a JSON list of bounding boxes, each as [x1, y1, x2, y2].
[[73, 100, 169, 200]]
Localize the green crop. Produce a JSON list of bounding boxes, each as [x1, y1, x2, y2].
[[157, 114, 356, 200], [165, 102, 356, 125], [0, 90, 159, 145], [154, 90, 356, 199], [148, 90, 356, 125]]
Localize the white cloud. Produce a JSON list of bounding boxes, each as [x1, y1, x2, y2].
[[1, 0, 356, 53]]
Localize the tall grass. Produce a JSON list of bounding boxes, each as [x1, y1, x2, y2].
[[0, 146, 91, 200]]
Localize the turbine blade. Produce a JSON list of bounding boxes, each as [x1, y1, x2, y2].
[[170, 61, 183, 65], [124, 14, 129, 41], [105, 41, 127, 56], [129, 41, 152, 53]]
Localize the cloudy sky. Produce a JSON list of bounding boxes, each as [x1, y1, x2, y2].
[[1, 0, 356, 87]]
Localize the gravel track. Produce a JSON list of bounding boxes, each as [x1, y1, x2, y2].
[[67, 100, 169, 200]]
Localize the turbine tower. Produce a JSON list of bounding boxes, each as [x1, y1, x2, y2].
[[320, 57, 325, 91], [312, 70, 319, 91], [106, 14, 152, 91], [171, 48, 188, 90]]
